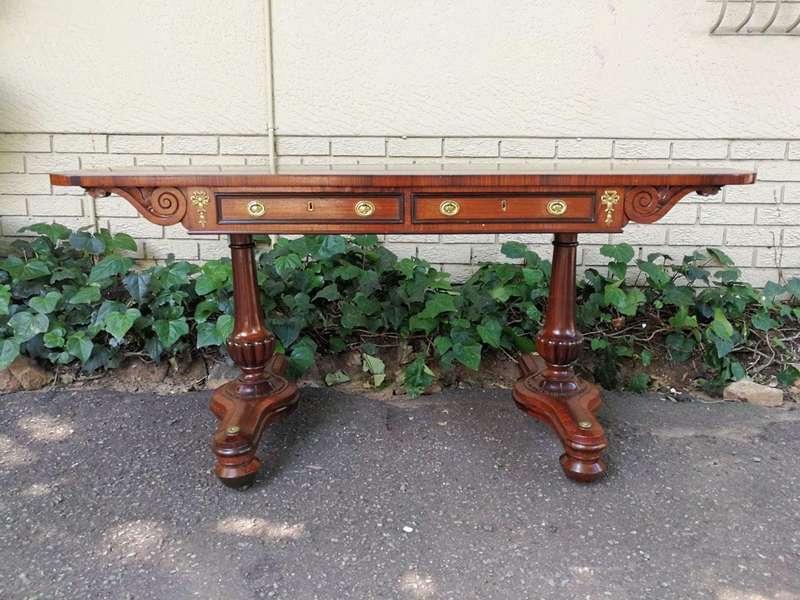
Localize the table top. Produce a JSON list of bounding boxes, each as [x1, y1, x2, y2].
[[50, 164, 756, 189]]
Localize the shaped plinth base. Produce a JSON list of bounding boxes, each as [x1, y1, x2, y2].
[[209, 355, 299, 489], [512, 355, 608, 482]]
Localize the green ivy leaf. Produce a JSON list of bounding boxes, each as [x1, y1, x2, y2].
[[193, 299, 220, 323], [20, 260, 52, 281], [89, 254, 133, 284], [500, 241, 527, 259], [751, 310, 779, 332], [640, 350, 652, 367], [0, 338, 21, 370], [104, 308, 142, 343], [153, 318, 189, 348], [0, 284, 11, 316], [710, 308, 734, 339], [777, 365, 800, 387], [662, 284, 695, 307], [216, 314, 234, 340], [29, 291, 62, 314], [314, 283, 341, 302], [362, 353, 386, 387], [43, 327, 65, 349], [274, 254, 302, 278], [287, 338, 317, 379], [270, 317, 304, 347], [600, 243, 635, 264], [707, 247, 735, 266], [729, 361, 747, 381], [668, 305, 698, 330], [122, 271, 151, 303], [69, 285, 101, 305], [315, 235, 347, 260], [453, 342, 481, 371], [403, 355, 435, 398], [9, 311, 49, 342], [325, 370, 351, 386], [433, 336, 452, 356], [476, 317, 502, 348], [419, 293, 458, 319], [66, 332, 94, 364], [20, 223, 71, 245], [111, 232, 138, 252], [603, 284, 626, 310], [636, 260, 671, 287]]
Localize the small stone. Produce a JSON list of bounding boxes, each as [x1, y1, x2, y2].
[[7, 356, 51, 390], [402, 525, 414, 533], [752, 457, 762, 463], [723, 380, 783, 407]]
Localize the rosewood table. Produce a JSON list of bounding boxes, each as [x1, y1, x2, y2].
[[50, 166, 755, 488]]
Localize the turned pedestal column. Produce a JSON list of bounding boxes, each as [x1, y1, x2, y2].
[[512, 233, 608, 481], [209, 234, 299, 488]]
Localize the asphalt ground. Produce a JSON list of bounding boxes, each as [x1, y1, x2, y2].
[[1, 387, 799, 599]]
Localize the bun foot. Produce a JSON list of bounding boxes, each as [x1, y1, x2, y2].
[[215, 457, 261, 489], [560, 452, 607, 483]]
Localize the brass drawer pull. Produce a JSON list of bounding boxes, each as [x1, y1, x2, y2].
[[247, 201, 266, 217], [546, 199, 567, 216], [439, 200, 461, 216], [354, 200, 376, 217]]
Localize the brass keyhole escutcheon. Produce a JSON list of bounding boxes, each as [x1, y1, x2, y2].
[[546, 199, 567, 216], [247, 200, 266, 217], [354, 200, 376, 217], [307, 201, 314, 212], [500, 199, 508, 212], [439, 200, 461, 216]]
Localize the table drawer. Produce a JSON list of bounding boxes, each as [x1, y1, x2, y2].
[[217, 193, 403, 224], [412, 193, 595, 223]]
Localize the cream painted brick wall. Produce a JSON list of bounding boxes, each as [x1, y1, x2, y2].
[[0, 155, 25, 173], [387, 138, 441, 157], [613, 140, 671, 159], [53, 134, 107, 153], [0, 134, 51, 152], [331, 137, 386, 156], [557, 139, 613, 158], [730, 141, 787, 160], [444, 138, 499, 157], [1, 133, 800, 284], [220, 136, 270, 155], [109, 135, 162, 154], [500, 139, 555, 158]]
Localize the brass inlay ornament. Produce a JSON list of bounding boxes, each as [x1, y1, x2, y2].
[[577, 420, 592, 430], [439, 200, 461, 216], [600, 190, 620, 225], [191, 190, 210, 227], [354, 200, 376, 217], [247, 200, 266, 217], [546, 199, 567, 216]]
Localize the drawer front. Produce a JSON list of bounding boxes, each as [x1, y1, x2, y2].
[[217, 193, 403, 224], [412, 193, 595, 223]]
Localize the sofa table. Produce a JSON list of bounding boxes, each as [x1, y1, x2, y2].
[[50, 166, 755, 488]]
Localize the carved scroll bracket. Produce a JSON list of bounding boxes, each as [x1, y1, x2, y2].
[[87, 186, 187, 226], [624, 185, 721, 224]]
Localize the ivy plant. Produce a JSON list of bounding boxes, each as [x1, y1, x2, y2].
[[1, 224, 798, 398]]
